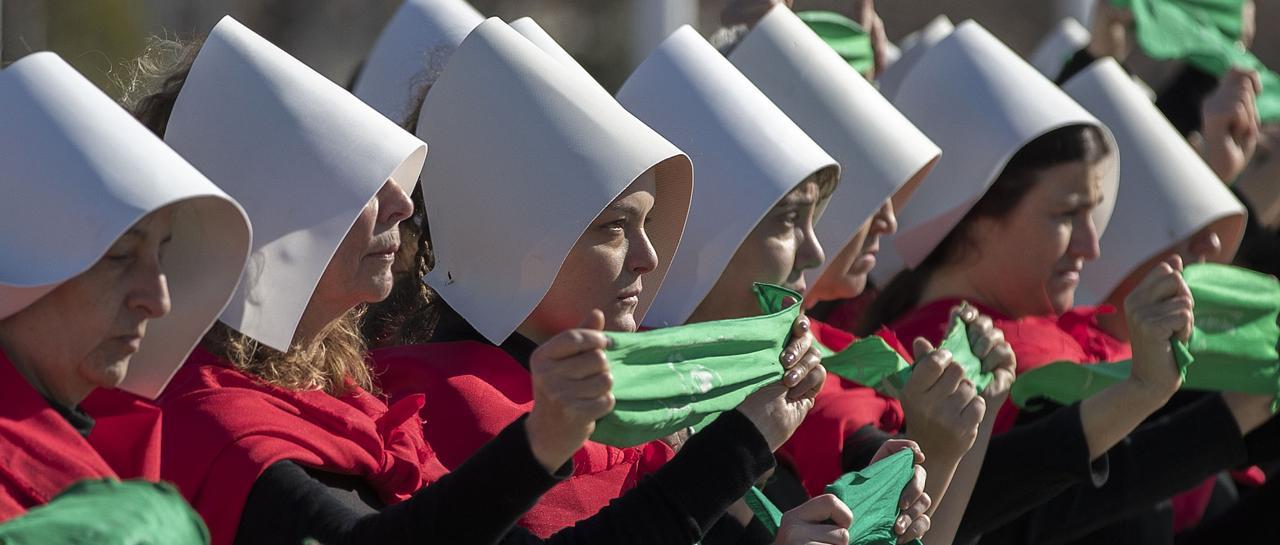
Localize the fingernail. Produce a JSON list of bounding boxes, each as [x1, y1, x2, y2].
[[786, 370, 801, 384], [799, 319, 810, 331], [782, 352, 795, 364]]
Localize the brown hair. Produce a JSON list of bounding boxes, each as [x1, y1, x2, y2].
[[126, 37, 377, 395], [858, 124, 1111, 335]]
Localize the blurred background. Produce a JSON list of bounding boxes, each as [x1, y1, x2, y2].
[[1, 0, 1277, 97]]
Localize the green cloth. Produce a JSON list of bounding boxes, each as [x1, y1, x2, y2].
[[1112, 0, 1279, 121], [1011, 264, 1280, 409], [797, 10, 874, 74], [590, 283, 801, 447], [744, 449, 923, 545], [0, 479, 209, 545], [824, 315, 993, 397]]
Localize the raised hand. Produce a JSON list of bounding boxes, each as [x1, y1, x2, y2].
[[526, 310, 615, 472]]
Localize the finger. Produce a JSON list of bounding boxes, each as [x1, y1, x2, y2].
[[876, 438, 926, 464], [971, 327, 1002, 362], [949, 302, 978, 324], [578, 309, 606, 331], [926, 359, 964, 396], [901, 464, 927, 510], [549, 350, 611, 380], [785, 346, 822, 387], [905, 345, 948, 394], [790, 524, 851, 545], [565, 370, 614, 400], [785, 494, 854, 526], [788, 363, 826, 401], [910, 337, 936, 361], [899, 489, 931, 522], [898, 514, 931, 543], [567, 393, 615, 420], [535, 329, 610, 360], [781, 315, 813, 369]]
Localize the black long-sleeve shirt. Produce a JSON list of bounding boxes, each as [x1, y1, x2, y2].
[[234, 409, 776, 545]]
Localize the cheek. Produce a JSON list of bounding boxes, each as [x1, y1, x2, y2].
[[755, 234, 798, 283]]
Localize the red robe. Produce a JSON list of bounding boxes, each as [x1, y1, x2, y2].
[[372, 341, 675, 538], [776, 320, 908, 497], [0, 350, 117, 522], [155, 348, 437, 545]]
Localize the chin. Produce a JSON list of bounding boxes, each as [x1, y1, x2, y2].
[[89, 359, 131, 390], [1048, 292, 1076, 316], [605, 311, 638, 333]]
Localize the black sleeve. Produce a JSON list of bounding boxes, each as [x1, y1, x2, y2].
[[957, 403, 1109, 541], [235, 415, 569, 545], [521, 409, 777, 545], [841, 424, 894, 472], [967, 394, 1248, 545]]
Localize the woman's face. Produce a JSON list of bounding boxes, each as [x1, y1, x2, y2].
[[520, 172, 659, 342], [308, 180, 414, 333], [689, 179, 826, 322], [807, 199, 897, 305], [965, 160, 1105, 317], [0, 208, 174, 406]]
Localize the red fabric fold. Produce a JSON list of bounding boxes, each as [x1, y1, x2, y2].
[[372, 341, 676, 538]]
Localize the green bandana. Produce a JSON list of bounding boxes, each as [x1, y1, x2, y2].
[[796, 11, 874, 74], [590, 283, 801, 447], [745, 449, 923, 545], [1111, 0, 1279, 121], [824, 314, 993, 397], [0, 479, 210, 545], [1012, 264, 1279, 409]]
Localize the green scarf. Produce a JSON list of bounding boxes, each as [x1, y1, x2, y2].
[[1111, 0, 1279, 121], [823, 314, 993, 397], [1012, 264, 1279, 409], [590, 283, 801, 447], [745, 449, 923, 545], [797, 10, 874, 75], [0, 479, 210, 545]]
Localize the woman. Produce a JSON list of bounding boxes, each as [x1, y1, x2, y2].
[[619, 12, 1008, 545], [0, 52, 250, 521], [125, 17, 658, 545], [864, 22, 1274, 545], [372, 18, 844, 544]]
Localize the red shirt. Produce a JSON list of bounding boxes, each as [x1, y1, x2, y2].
[[0, 350, 116, 522], [372, 341, 675, 538], [775, 320, 908, 496], [155, 348, 436, 545]]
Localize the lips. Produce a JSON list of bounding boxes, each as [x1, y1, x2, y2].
[[367, 243, 400, 258]]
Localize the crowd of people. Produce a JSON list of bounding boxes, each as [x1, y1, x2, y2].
[[0, 0, 1277, 544]]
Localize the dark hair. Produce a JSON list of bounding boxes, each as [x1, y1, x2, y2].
[[857, 124, 1111, 335]]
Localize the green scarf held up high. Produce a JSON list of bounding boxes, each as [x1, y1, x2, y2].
[[797, 10, 875, 75], [1110, 0, 1279, 121], [823, 314, 993, 397], [745, 449, 923, 545], [1011, 263, 1280, 409], [0, 479, 210, 545], [590, 283, 801, 447]]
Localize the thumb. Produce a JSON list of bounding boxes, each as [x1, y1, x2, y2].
[[578, 309, 606, 331], [911, 337, 936, 361]]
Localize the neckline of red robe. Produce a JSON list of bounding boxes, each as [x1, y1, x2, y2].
[[776, 319, 910, 497], [372, 340, 675, 538], [0, 350, 117, 522], [155, 347, 436, 545]]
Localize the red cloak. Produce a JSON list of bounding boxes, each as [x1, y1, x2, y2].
[[372, 341, 675, 538]]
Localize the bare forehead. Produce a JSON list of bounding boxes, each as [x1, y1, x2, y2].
[[1043, 160, 1104, 205]]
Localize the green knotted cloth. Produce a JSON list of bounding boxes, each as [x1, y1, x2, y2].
[[745, 448, 923, 545], [1110, 0, 1279, 121], [590, 283, 801, 447], [823, 314, 993, 397], [0, 479, 210, 545], [1011, 264, 1280, 409], [797, 11, 874, 75]]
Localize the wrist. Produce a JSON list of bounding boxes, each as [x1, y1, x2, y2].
[[1116, 376, 1176, 412], [525, 411, 579, 473]]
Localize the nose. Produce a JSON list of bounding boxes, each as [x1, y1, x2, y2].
[[1070, 213, 1102, 262], [795, 221, 826, 274], [628, 227, 659, 275], [1186, 230, 1222, 263], [377, 180, 414, 225], [872, 199, 897, 237], [129, 253, 172, 320]]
